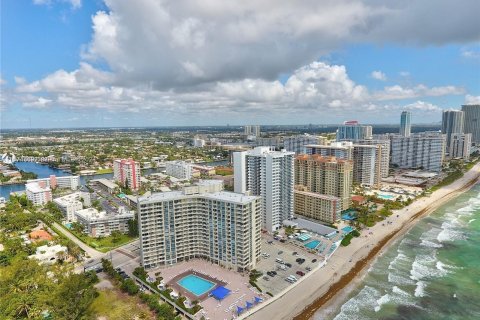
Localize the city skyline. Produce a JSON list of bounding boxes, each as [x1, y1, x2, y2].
[[1, 1, 480, 128]]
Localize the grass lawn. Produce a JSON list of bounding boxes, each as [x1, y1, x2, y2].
[[66, 226, 137, 252], [215, 167, 233, 176], [90, 289, 156, 320], [96, 168, 113, 174]]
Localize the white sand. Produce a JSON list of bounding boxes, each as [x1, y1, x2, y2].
[[243, 162, 480, 320]]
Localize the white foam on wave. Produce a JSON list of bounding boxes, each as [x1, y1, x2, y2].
[[392, 286, 411, 297], [414, 280, 427, 297], [468, 219, 476, 224], [437, 221, 466, 243], [333, 286, 380, 320], [419, 227, 444, 248], [374, 293, 391, 312], [388, 252, 409, 270]]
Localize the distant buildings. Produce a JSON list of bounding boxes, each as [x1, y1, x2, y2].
[[307, 141, 385, 187], [53, 192, 91, 222], [391, 132, 446, 172], [26, 182, 52, 205], [234, 147, 294, 232], [283, 134, 327, 154], [113, 159, 141, 190], [461, 104, 480, 145], [138, 180, 261, 271], [1, 153, 16, 164], [442, 110, 465, 153], [294, 154, 353, 213], [27, 175, 79, 190], [336, 121, 372, 141], [450, 133, 472, 160], [165, 160, 193, 180], [75, 206, 134, 237], [400, 111, 412, 137], [244, 125, 261, 137]]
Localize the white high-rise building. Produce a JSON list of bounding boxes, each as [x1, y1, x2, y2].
[[400, 111, 412, 137], [234, 147, 294, 232], [461, 104, 480, 145], [355, 139, 390, 179], [391, 132, 446, 172], [138, 180, 261, 271], [450, 133, 472, 160], [283, 134, 327, 154], [27, 175, 79, 190], [165, 161, 193, 180], [113, 159, 141, 190]]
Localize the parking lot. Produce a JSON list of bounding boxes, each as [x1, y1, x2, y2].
[[255, 235, 323, 295]]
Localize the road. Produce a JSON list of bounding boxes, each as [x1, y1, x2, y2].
[[52, 221, 104, 259]]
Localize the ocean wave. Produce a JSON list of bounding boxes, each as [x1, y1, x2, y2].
[[388, 252, 409, 270], [374, 293, 390, 312], [388, 272, 415, 286], [414, 280, 427, 297], [332, 286, 380, 320], [468, 219, 476, 224], [392, 285, 411, 297], [437, 221, 465, 243]]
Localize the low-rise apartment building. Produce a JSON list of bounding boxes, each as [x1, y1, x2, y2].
[[75, 207, 134, 237]]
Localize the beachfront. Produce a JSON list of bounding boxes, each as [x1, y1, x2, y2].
[[243, 162, 480, 320]]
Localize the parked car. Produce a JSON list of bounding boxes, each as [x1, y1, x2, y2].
[[312, 259, 317, 263], [306, 267, 312, 271], [278, 251, 283, 255], [285, 263, 292, 268], [292, 252, 298, 256], [296, 271, 305, 276]]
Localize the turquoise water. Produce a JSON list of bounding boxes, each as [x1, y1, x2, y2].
[[305, 240, 321, 249], [378, 193, 395, 200], [318, 183, 480, 320], [177, 274, 215, 296]]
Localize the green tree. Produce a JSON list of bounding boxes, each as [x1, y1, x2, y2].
[[120, 279, 139, 295], [50, 273, 98, 320]]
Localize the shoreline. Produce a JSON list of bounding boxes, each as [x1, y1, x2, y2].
[[245, 162, 480, 320]]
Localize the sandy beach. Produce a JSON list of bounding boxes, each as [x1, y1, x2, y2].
[[244, 162, 480, 320]]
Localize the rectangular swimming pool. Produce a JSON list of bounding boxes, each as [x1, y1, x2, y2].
[[177, 274, 215, 296], [305, 240, 321, 249]]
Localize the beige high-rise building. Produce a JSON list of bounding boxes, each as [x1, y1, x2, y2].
[[294, 155, 353, 211]]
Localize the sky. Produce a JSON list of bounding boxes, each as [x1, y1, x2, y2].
[[1, 0, 480, 129]]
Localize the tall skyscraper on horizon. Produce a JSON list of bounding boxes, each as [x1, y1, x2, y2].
[[244, 125, 261, 137], [234, 147, 294, 232], [461, 104, 480, 145], [400, 111, 412, 137], [441, 110, 465, 154]]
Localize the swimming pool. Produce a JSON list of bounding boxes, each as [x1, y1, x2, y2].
[[65, 223, 73, 229], [177, 274, 215, 296], [377, 193, 395, 200], [305, 240, 321, 249]]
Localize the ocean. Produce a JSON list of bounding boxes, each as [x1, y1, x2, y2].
[[317, 183, 480, 320]]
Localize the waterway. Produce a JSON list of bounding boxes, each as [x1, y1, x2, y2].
[[0, 162, 160, 199]]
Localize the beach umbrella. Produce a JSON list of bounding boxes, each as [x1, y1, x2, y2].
[[237, 306, 244, 314], [246, 301, 253, 309], [254, 297, 262, 303]]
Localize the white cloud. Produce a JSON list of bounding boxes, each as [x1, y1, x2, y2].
[[465, 94, 480, 104], [399, 71, 410, 77], [374, 84, 464, 101], [33, 0, 81, 9], [79, 0, 480, 89], [371, 70, 387, 81]]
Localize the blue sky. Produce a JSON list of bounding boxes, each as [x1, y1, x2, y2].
[[1, 0, 479, 128]]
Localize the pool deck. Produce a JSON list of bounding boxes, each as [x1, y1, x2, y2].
[[168, 270, 226, 302], [149, 259, 268, 320]]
